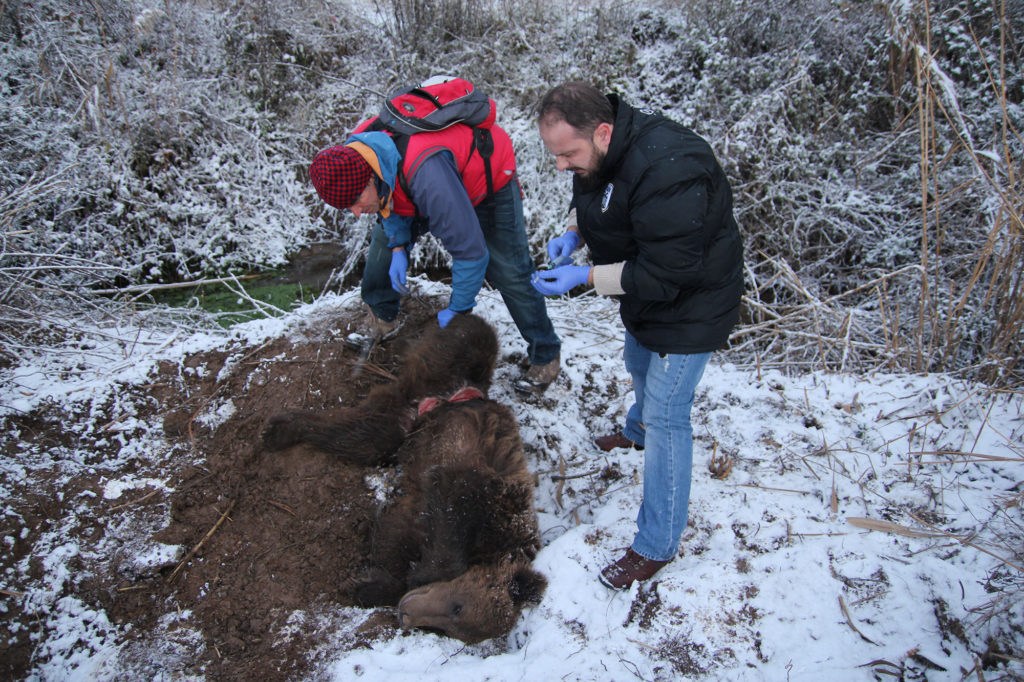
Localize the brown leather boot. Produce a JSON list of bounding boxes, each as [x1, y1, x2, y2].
[[514, 354, 560, 395], [362, 305, 401, 340], [594, 432, 643, 452], [599, 549, 669, 590]]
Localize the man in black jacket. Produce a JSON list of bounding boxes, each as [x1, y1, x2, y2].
[[532, 82, 743, 589]]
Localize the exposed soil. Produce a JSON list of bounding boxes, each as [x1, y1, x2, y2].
[[51, 297, 449, 680]]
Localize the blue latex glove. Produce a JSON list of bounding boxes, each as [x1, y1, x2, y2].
[[546, 231, 580, 265], [389, 248, 409, 295], [531, 264, 591, 296], [437, 307, 461, 328]]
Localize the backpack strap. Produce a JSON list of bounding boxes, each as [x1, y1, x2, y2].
[[405, 87, 444, 109], [470, 127, 496, 231], [390, 134, 416, 215]]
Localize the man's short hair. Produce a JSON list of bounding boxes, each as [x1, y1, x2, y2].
[[536, 82, 614, 137]]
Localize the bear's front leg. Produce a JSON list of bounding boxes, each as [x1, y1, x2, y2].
[[261, 411, 313, 451], [261, 408, 406, 465]]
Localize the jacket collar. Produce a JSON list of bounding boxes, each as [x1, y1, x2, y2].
[[345, 131, 401, 215], [600, 93, 631, 178]]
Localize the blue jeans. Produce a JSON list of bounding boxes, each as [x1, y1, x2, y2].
[[621, 331, 711, 562], [361, 180, 561, 366]]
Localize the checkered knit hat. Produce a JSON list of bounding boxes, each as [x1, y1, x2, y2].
[[309, 145, 373, 209]]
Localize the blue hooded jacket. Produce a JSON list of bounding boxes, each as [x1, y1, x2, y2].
[[346, 130, 489, 312]]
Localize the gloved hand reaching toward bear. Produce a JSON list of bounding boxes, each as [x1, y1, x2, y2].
[[389, 247, 410, 295]]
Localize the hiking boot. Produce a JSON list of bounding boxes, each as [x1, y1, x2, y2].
[[344, 307, 402, 352], [594, 432, 643, 452], [362, 305, 401, 340], [514, 354, 560, 395], [599, 548, 669, 590]]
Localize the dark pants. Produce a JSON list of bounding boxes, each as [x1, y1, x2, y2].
[[361, 180, 561, 366]]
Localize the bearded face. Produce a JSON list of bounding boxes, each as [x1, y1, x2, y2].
[[539, 118, 611, 185]]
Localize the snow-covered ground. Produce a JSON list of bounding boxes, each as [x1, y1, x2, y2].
[[2, 278, 1022, 680]]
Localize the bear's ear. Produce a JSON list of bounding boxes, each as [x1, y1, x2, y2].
[[509, 566, 547, 606]]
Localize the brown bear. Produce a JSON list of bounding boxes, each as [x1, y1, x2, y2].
[[262, 313, 547, 644], [262, 311, 500, 463]]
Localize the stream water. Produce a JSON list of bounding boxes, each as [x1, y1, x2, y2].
[[153, 243, 355, 327]]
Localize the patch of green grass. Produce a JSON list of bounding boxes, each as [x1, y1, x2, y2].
[[154, 273, 317, 328]]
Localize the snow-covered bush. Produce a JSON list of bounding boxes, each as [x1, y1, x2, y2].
[[1, 0, 1020, 382]]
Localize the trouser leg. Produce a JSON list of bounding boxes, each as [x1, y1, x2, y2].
[[360, 220, 400, 322], [630, 345, 711, 561], [477, 181, 560, 365]]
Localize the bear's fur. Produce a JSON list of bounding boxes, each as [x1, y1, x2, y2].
[[262, 312, 499, 464], [262, 314, 546, 644]]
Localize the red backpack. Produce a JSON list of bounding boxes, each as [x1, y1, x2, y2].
[[367, 76, 499, 224], [378, 76, 497, 134]]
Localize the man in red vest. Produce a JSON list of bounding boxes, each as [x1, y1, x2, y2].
[[309, 115, 561, 393]]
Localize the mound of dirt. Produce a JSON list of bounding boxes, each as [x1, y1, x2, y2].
[[104, 297, 450, 679]]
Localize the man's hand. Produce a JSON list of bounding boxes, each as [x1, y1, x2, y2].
[[531, 264, 591, 296], [437, 307, 460, 328], [389, 247, 409, 295], [546, 231, 580, 265]]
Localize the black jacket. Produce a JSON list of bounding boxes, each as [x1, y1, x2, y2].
[[573, 95, 744, 354]]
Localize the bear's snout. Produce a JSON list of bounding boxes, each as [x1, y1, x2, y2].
[[396, 588, 424, 630], [397, 584, 451, 633]]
